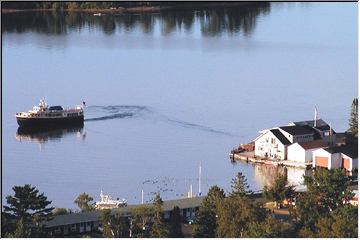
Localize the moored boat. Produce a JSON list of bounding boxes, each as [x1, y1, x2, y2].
[[15, 99, 84, 128]]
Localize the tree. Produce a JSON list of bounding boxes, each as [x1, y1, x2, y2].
[[216, 195, 266, 237], [348, 98, 358, 138], [293, 168, 355, 237], [245, 215, 294, 237], [192, 185, 225, 237], [100, 209, 130, 237], [169, 206, 183, 237], [151, 194, 169, 238], [263, 172, 295, 208], [303, 168, 353, 212], [216, 172, 265, 237], [131, 205, 155, 237], [315, 204, 358, 238], [52, 208, 70, 216], [229, 172, 252, 197], [74, 193, 95, 212], [2, 184, 54, 237]]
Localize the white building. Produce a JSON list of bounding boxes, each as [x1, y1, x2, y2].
[[287, 140, 328, 164], [312, 144, 358, 172], [254, 129, 290, 160]]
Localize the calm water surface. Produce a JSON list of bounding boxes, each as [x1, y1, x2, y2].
[[2, 3, 357, 208]]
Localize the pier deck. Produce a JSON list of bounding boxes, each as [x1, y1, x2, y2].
[[230, 152, 312, 169]]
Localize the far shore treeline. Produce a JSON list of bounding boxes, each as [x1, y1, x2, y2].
[[2, 1, 268, 12]]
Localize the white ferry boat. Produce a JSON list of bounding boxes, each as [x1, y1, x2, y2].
[[95, 190, 127, 210], [15, 99, 84, 128]]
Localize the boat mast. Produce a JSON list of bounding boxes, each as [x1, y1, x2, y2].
[[198, 161, 202, 196]]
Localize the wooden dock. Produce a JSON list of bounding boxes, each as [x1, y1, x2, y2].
[[229, 152, 312, 169]]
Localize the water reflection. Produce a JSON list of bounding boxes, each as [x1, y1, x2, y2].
[[2, 3, 270, 36], [15, 125, 86, 145], [253, 164, 311, 189]]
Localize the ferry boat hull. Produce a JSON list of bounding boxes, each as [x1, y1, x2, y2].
[[16, 115, 84, 128]]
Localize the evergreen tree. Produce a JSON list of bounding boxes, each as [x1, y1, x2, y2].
[[315, 204, 358, 238], [245, 215, 294, 237], [169, 206, 183, 237], [348, 98, 358, 138], [74, 192, 95, 212], [216, 173, 265, 237], [2, 184, 54, 237], [263, 172, 294, 208], [151, 194, 169, 238], [293, 168, 355, 236], [229, 172, 252, 197], [192, 185, 225, 237], [216, 195, 266, 237]]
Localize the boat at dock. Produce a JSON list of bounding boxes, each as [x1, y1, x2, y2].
[[15, 99, 84, 128]]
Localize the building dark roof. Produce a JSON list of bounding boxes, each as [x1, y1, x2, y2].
[[324, 144, 358, 158], [291, 119, 336, 133], [46, 196, 205, 228], [270, 129, 291, 145], [279, 125, 315, 136], [298, 140, 328, 150], [45, 211, 100, 228], [292, 119, 328, 127]]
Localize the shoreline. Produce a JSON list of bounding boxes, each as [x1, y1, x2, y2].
[[2, 2, 263, 14]]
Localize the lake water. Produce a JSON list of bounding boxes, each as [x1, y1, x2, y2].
[[2, 3, 357, 208]]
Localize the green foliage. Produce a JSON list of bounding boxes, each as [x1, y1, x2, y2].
[[230, 172, 252, 197], [2, 184, 54, 237], [216, 173, 265, 237], [193, 185, 225, 237], [314, 204, 358, 238], [52, 208, 70, 216], [151, 194, 169, 238], [304, 168, 353, 211], [100, 209, 130, 237], [245, 215, 294, 237], [293, 168, 356, 237], [169, 206, 183, 237], [263, 172, 295, 204], [348, 98, 358, 138], [131, 205, 155, 237], [216, 195, 267, 237], [74, 192, 95, 212]]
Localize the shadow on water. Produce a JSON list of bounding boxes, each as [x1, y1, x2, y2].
[[2, 3, 270, 36], [16, 125, 85, 144]]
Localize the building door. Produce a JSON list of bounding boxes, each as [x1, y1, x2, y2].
[[315, 156, 328, 168], [342, 158, 350, 170]]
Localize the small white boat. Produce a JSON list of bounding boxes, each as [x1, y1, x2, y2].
[[93, 13, 102, 16]]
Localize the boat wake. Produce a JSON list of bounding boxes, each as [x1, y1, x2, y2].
[[161, 115, 236, 136], [85, 105, 148, 122], [85, 105, 236, 136]]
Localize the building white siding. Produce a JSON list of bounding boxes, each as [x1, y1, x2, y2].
[[254, 131, 286, 160], [288, 143, 323, 163], [287, 143, 306, 163], [312, 149, 342, 169]]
